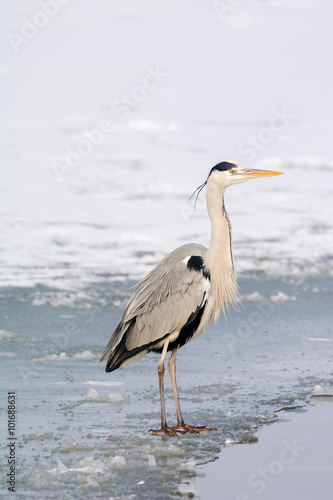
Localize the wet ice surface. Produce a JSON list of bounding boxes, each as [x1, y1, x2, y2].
[[0, 275, 332, 499]]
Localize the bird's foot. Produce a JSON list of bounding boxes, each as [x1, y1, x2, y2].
[[150, 422, 217, 436], [171, 422, 217, 434], [149, 426, 179, 437], [170, 423, 217, 434]]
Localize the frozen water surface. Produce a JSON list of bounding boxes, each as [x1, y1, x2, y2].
[[1, 275, 332, 498], [1, 0, 333, 498]]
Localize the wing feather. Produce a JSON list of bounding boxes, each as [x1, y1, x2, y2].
[[100, 243, 208, 362], [126, 268, 208, 350]]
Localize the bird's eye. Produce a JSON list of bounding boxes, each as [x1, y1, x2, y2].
[[229, 168, 236, 174]]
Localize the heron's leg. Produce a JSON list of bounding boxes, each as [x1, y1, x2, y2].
[[168, 348, 217, 435], [150, 339, 178, 437], [168, 348, 185, 426], [157, 340, 168, 430]]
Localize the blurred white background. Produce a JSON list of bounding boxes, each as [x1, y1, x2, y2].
[[1, 0, 333, 287]]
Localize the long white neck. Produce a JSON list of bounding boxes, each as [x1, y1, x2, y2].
[[204, 180, 238, 319]]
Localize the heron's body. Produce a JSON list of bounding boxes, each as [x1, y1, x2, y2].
[[101, 161, 282, 435]]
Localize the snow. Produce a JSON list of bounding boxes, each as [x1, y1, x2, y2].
[[1, 0, 333, 290]]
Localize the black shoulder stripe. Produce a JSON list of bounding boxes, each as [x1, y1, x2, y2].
[[168, 303, 206, 351], [187, 255, 211, 280]]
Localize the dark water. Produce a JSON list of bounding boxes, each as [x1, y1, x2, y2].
[[0, 274, 333, 499]]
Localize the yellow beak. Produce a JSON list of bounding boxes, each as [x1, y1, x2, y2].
[[243, 169, 283, 178]]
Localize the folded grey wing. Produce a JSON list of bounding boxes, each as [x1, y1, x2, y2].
[[100, 243, 208, 362], [125, 264, 209, 350]]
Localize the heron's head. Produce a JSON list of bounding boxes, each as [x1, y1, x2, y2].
[[190, 161, 283, 206], [208, 161, 283, 189]]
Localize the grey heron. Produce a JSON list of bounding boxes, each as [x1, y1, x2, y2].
[[100, 161, 282, 436]]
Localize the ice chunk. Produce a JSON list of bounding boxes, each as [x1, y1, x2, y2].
[[59, 441, 94, 453], [34, 352, 69, 362], [73, 350, 96, 360], [34, 351, 97, 362], [55, 460, 68, 473], [77, 456, 105, 473], [105, 392, 125, 403], [312, 384, 325, 395], [86, 388, 99, 401], [180, 459, 196, 470], [110, 455, 127, 468], [225, 438, 235, 446], [86, 476, 99, 487], [148, 454, 156, 467], [270, 291, 296, 303], [311, 384, 333, 397], [167, 444, 183, 455], [242, 292, 265, 302], [84, 380, 124, 386], [25, 430, 53, 440], [0, 329, 16, 339], [86, 388, 125, 403], [106, 392, 125, 403]]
